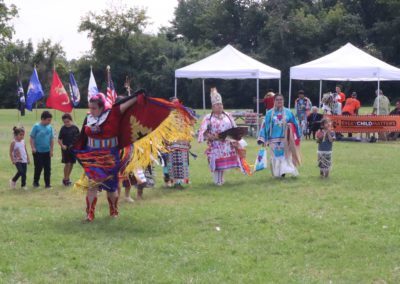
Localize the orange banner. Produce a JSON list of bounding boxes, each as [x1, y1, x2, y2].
[[327, 115, 400, 133]]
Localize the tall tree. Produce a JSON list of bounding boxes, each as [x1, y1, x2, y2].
[[0, 0, 17, 45], [78, 5, 196, 101]]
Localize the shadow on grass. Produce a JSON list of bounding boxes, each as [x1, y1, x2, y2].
[[47, 211, 175, 238]]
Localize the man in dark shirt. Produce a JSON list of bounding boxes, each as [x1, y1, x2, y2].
[[307, 106, 323, 140], [388, 100, 400, 140], [389, 100, 400, 115]]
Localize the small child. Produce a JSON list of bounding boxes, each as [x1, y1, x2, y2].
[[316, 118, 335, 178], [58, 113, 80, 186], [118, 166, 154, 202], [9, 126, 30, 189], [161, 96, 191, 189], [30, 111, 54, 188]]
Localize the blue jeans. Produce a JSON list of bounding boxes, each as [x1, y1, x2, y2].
[[12, 162, 27, 187]]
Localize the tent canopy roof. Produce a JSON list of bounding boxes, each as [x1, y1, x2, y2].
[[175, 44, 281, 79], [290, 43, 400, 81]]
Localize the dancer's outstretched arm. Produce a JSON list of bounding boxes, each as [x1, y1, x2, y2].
[[119, 96, 137, 114]]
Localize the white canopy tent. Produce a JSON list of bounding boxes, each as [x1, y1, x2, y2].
[[289, 43, 400, 113], [175, 44, 281, 131]]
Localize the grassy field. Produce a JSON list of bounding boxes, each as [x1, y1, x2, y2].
[[1, 108, 400, 283]]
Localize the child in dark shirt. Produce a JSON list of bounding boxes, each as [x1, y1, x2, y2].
[[58, 113, 80, 186], [316, 118, 335, 178]]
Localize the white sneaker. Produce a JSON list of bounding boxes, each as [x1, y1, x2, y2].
[[124, 196, 134, 203], [22, 186, 28, 190], [9, 179, 16, 189]]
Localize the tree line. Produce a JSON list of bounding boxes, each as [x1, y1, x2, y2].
[[1, 0, 400, 110]]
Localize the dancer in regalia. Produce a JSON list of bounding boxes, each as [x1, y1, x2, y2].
[[74, 93, 137, 221], [294, 90, 312, 136], [74, 91, 194, 221], [316, 118, 335, 178], [257, 94, 302, 177], [162, 97, 193, 189], [198, 88, 250, 186]]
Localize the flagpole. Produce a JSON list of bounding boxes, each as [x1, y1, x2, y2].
[[17, 69, 20, 122], [106, 65, 110, 87], [53, 65, 56, 121], [35, 58, 38, 121], [34, 65, 37, 122], [125, 76, 131, 96], [106, 66, 110, 101], [17, 85, 20, 122]]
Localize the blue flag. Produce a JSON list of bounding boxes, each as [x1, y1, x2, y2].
[[26, 68, 44, 111], [69, 72, 80, 107]]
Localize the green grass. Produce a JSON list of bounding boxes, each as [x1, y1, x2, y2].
[[1, 108, 400, 283]]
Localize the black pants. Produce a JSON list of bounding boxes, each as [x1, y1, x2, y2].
[[309, 125, 319, 140], [310, 129, 317, 139], [33, 152, 51, 186], [12, 162, 27, 187], [388, 132, 400, 140]]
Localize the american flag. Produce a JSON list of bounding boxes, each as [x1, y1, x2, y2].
[[106, 66, 117, 106]]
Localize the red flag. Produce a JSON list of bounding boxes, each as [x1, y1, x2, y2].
[[47, 70, 73, 113]]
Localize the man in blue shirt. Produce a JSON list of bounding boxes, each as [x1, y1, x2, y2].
[[30, 111, 54, 188]]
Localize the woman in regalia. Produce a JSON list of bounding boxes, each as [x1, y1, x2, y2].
[[257, 94, 302, 177], [74, 91, 195, 222], [198, 88, 249, 186], [74, 93, 137, 221]]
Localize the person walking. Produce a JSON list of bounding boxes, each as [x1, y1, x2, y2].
[[30, 111, 54, 189], [9, 126, 30, 190]]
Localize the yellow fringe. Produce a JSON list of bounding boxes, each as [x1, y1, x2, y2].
[[73, 110, 194, 192], [73, 173, 124, 193], [73, 173, 90, 193], [124, 109, 194, 174]]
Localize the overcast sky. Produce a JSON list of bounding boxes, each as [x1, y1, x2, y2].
[[5, 0, 178, 60]]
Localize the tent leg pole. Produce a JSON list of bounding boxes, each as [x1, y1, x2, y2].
[[288, 79, 292, 109], [202, 79, 205, 110], [377, 79, 380, 115], [174, 78, 177, 98], [319, 80, 322, 108], [279, 79, 281, 94], [256, 78, 260, 136]]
